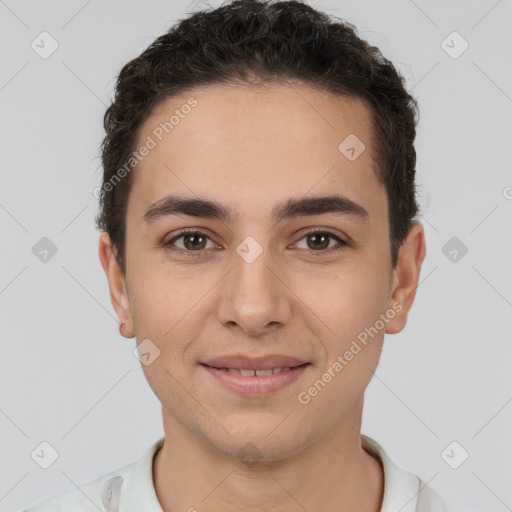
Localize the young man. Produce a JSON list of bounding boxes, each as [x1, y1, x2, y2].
[[23, 1, 447, 510]]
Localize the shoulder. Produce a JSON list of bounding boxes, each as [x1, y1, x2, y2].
[[20, 437, 165, 512], [416, 480, 447, 512]]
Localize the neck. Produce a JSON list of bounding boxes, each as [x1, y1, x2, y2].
[[152, 400, 384, 512]]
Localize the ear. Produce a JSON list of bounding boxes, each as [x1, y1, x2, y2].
[[98, 232, 135, 337], [385, 221, 426, 335]]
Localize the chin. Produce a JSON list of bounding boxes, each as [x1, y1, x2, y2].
[[208, 419, 312, 464]]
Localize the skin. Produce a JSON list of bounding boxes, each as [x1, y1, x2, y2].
[[99, 82, 426, 512]]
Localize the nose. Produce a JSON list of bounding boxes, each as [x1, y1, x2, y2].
[[216, 241, 292, 337]]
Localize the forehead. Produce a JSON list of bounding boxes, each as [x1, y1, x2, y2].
[[127, 82, 385, 225]]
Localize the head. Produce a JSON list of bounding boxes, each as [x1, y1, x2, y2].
[[98, 0, 425, 461]]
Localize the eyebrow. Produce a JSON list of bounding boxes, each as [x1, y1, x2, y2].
[[142, 194, 369, 225]]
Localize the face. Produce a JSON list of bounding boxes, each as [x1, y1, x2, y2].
[[100, 82, 425, 462]]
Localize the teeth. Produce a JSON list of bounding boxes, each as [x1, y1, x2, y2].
[[219, 366, 294, 376], [255, 369, 273, 377]]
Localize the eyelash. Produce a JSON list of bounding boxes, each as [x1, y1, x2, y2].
[[162, 228, 348, 258]]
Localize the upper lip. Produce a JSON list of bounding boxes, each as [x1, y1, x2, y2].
[[201, 354, 309, 370]]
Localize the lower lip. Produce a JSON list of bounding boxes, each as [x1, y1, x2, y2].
[[201, 364, 310, 396]]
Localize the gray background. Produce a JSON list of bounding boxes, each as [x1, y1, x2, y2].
[[1, 0, 511, 511]]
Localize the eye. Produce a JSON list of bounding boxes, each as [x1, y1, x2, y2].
[[163, 230, 218, 257], [163, 228, 348, 258], [293, 229, 348, 254]]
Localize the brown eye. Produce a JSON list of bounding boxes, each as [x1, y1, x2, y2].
[[181, 232, 208, 250], [164, 231, 216, 256], [294, 230, 347, 253], [306, 232, 331, 250], [163, 228, 347, 259]]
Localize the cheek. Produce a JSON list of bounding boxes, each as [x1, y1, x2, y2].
[[296, 271, 388, 419], [295, 261, 391, 339], [128, 256, 196, 332], [127, 274, 200, 385], [295, 262, 390, 399]]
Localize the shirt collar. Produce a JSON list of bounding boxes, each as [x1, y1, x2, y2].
[[119, 437, 164, 511], [362, 434, 421, 512]]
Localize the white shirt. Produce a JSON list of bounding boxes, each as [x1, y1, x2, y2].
[[21, 435, 446, 511]]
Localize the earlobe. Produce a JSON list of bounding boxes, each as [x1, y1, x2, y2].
[[98, 232, 135, 337], [385, 221, 426, 335]]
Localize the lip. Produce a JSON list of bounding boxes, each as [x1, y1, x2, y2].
[[201, 353, 309, 370], [202, 364, 310, 396]]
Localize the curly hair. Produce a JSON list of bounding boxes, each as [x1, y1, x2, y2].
[[96, 0, 421, 275]]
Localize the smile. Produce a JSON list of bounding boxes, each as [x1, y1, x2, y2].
[[206, 366, 292, 376], [200, 362, 311, 396]]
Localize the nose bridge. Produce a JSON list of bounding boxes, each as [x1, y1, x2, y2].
[[235, 236, 276, 294], [234, 234, 280, 303]]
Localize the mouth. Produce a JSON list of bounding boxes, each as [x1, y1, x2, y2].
[[201, 365, 300, 376], [201, 353, 309, 370], [199, 354, 311, 396]]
